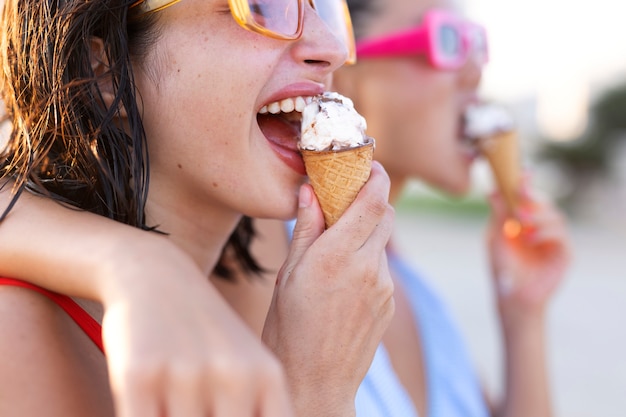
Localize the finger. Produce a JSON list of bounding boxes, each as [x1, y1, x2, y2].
[[356, 204, 395, 255], [209, 358, 289, 417], [486, 192, 509, 245], [103, 311, 162, 417], [487, 191, 508, 223], [327, 161, 392, 251], [110, 370, 160, 417], [257, 369, 294, 417], [517, 205, 568, 246], [378, 250, 395, 304], [283, 184, 325, 279], [212, 386, 255, 417], [165, 368, 205, 417]]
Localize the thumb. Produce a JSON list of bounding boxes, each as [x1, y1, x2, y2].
[[488, 191, 507, 224], [486, 192, 507, 255], [284, 184, 325, 271]]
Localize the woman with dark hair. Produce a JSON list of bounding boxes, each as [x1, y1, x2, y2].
[[0, 0, 395, 416]]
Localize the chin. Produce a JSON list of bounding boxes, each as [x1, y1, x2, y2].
[[266, 204, 298, 221], [432, 174, 472, 197], [246, 194, 299, 221]]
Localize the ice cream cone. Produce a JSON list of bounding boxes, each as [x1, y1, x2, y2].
[[301, 137, 375, 228], [478, 130, 521, 213]]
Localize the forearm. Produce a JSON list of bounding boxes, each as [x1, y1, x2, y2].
[[0, 188, 184, 303], [497, 313, 553, 417], [289, 383, 356, 417]]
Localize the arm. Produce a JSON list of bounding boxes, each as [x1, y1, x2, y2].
[[0, 187, 294, 417], [1, 164, 396, 417], [263, 162, 396, 417], [486, 185, 570, 417]]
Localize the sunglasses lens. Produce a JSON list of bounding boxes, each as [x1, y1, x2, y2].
[[437, 24, 462, 58], [248, 0, 300, 37]]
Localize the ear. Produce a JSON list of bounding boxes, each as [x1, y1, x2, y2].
[[89, 37, 128, 119]]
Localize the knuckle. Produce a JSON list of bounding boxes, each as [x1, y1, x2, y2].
[[170, 361, 203, 384], [202, 356, 250, 391], [121, 358, 163, 389], [364, 194, 389, 219]]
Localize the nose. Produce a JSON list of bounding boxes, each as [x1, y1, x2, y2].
[[291, 1, 349, 73], [458, 52, 483, 91]]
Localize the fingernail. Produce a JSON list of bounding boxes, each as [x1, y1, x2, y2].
[[299, 185, 312, 208]]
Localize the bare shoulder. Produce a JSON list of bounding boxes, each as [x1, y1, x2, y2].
[[0, 285, 113, 417]]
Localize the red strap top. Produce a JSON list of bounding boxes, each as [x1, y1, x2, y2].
[[0, 277, 104, 352]]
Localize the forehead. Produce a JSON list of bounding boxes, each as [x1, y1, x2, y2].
[[364, 0, 462, 36]]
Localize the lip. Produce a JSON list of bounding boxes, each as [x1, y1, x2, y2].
[[266, 134, 307, 176], [259, 82, 326, 112], [456, 104, 481, 162], [259, 82, 326, 176]]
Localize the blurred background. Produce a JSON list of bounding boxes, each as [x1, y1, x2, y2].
[[394, 1, 626, 416]]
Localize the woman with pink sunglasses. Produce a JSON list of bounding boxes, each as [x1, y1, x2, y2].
[[328, 0, 571, 416], [0, 0, 395, 416]]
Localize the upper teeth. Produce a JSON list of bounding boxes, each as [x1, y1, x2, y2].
[[259, 96, 309, 115]]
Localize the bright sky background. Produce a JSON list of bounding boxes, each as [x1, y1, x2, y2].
[[465, 0, 626, 139]]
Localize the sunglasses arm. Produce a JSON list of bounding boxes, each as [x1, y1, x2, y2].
[[356, 27, 429, 59]]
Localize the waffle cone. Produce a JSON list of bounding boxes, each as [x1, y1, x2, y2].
[[301, 137, 375, 228], [479, 130, 521, 213]]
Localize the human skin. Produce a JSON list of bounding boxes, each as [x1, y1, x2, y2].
[[331, 0, 571, 416], [338, 0, 480, 203], [0, 0, 395, 416]]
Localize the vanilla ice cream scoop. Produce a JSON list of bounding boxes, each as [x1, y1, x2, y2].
[[464, 102, 515, 141], [300, 92, 367, 151]]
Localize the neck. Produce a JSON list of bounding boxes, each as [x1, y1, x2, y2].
[[145, 196, 242, 277]]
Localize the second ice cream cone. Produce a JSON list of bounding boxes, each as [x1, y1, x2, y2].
[[479, 130, 521, 213], [301, 137, 375, 228]]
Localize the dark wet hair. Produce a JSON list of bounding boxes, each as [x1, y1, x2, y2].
[[0, 0, 261, 279]]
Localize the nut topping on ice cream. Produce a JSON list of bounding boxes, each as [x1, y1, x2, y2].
[[300, 92, 368, 151]]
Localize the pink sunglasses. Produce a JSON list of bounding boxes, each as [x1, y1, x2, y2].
[[355, 9, 488, 70]]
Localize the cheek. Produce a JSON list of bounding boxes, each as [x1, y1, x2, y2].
[[382, 84, 463, 176]]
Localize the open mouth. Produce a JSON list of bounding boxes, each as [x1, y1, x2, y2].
[[457, 111, 481, 158], [257, 96, 309, 150], [257, 96, 312, 175]]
